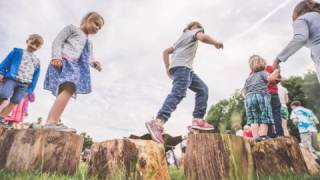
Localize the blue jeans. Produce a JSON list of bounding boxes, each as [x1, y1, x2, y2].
[[0, 79, 28, 104], [270, 93, 284, 136], [157, 67, 209, 122]]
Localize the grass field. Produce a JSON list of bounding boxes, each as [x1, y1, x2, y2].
[[1, 164, 320, 180]]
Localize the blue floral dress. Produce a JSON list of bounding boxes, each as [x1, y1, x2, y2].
[[44, 40, 91, 97]]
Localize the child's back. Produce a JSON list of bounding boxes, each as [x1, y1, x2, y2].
[[291, 106, 318, 133], [244, 71, 268, 96]]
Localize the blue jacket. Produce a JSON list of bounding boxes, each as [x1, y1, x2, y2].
[[0, 48, 40, 94]]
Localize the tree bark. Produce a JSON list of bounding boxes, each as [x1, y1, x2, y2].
[[184, 133, 254, 180], [0, 127, 83, 175], [88, 138, 170, 180], [299, 146, 320, 175], [252, 137, 308, 177]]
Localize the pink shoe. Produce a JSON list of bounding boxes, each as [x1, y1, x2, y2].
[[145, 120, 164, 144], [191, 119, 214, 131]]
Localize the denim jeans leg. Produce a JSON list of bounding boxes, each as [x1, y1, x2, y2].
[[271, 94, 284, 136], [188, 73, 208, 119], [157, 67, 191, 122]]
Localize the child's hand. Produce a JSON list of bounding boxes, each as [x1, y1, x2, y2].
[[92, 61, 102, 72], [214, 42, 224, 49], [269, 69, 281, 82], [0, 74, 4, 82], [51, 59, 63, 69]]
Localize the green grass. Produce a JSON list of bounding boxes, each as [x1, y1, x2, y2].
[[169, 166, 185, 180], [1, 164, 320, 180], [0, 163, 97, 180]]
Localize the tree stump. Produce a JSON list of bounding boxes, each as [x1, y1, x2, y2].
[[299, 146, 320, 175], [252, 137, 308, 177], [184, 133, 254, 180], [0, 127, 83, 175], [88, 138, 170, 180]]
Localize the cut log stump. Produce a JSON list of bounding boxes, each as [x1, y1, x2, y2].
[[299, 146, 320, 175], [252, 137, 308, 177], [88, 138, 170, 180], [0, 127, 84, 175], [184, 133, 254, 180]]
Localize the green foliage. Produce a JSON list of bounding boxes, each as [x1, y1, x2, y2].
[[206, 90, 245, 132], [80, 132, 94, 152]]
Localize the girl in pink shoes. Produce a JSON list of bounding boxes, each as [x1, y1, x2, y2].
[[146, 21, 224, 143]]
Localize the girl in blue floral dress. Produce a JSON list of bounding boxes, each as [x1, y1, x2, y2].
[[44, 12, 104, 132]]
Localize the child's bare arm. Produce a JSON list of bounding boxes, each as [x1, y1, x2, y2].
[[196, 32, 223, 49], [163, 47, 174, 79]]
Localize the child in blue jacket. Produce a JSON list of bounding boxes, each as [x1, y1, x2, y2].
[[0, 34, 43, 126]]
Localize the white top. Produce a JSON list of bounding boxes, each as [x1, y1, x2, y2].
[[278, 85, 289, 105]]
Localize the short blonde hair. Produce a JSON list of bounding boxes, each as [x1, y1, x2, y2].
[[28, 34, 44, 45], [248, 55, 266, 72], [81, 11, 104, 26], [183, 21, 204, 32]]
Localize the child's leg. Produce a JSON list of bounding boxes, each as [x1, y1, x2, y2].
[[311, 132, 320, 151], [270, 94, 283, 136], [188, 73, 208, 119], [0, 102, 16, 118], [251, 124, 259, 138], [282, 119, 289, 136], [156, 67, 191, 123], [47, 82, 75, 124], [259, 124, 269, 136]]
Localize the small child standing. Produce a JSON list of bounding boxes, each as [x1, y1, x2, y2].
[[43, 12, 104, 132], [290, 101, 319, 155], [145, 21, 224, 143], [0, 34, 43, 127], [5, 93, 35, 129], [244, 55, 280, 141]]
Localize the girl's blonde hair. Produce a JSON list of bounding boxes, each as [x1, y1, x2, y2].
[[293, 0, 320, 20], [183, 21, 204, 32], [81, 11, 104, 26], [248, 55, 267, 72]]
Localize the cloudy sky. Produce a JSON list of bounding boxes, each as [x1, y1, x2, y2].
[[0, 0, 315, 141]]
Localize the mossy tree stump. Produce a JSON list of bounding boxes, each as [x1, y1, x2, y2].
[[88, 138, 170, 180], [0, 127, 84, 175], [184, 133, 254, 180], [252, 137, 308, 177]]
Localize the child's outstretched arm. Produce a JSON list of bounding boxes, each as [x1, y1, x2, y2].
[[196, 32, 224, 49], [163, 47, 174, 79]]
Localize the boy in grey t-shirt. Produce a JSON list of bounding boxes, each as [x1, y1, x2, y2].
[[145, 21, 224, 144]]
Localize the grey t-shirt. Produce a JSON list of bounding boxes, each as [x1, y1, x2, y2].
[[170, 28, 204, 70], [244, 71, 269, 96]]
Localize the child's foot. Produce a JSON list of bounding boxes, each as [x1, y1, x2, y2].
[[44, 123, 77, 133], [191, 118, 214, 131], [145, 119, 164, 144], [255, 136, 269, 142]]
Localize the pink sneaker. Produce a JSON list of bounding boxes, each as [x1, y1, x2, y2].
[[145, 120, 164, 144], [191, 119, 214, 131]]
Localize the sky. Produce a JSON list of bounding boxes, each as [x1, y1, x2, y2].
[[0, 0, 316, 142]]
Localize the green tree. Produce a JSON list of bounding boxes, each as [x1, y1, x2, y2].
[[80, 132, 94, 151]]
